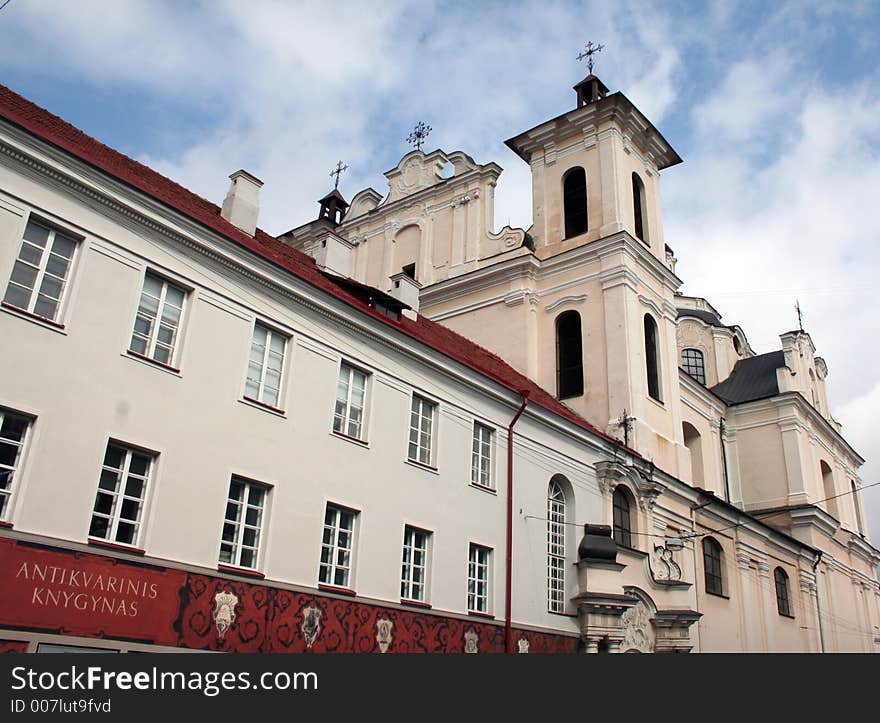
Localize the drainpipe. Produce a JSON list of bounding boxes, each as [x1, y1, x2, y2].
[[812, 551, 826, 652], [505, 391, 529, 654]]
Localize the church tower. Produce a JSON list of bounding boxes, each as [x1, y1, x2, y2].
[[286, 61, 690, 475]]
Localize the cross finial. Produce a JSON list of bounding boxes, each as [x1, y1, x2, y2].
[[795, 300, 804, 332], [407, 121, 432, 152], [577, 41, 605, 75], [329, 160, 348, 190]]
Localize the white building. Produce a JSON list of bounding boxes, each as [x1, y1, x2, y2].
[[0, 74, 877, 654]]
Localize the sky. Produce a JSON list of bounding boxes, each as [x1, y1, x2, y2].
[[1, 0, 878, 540]]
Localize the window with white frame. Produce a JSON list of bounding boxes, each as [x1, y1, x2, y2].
[[408, 395, 436, 466], [333, 363, 368, 439], [89, 442, 153, 546], [3, 218, 77, 322], [129, 272, 186, 366], [219, 477, 267, 569], [547, 479, 566, 613], [467, 544, 491, 614], [400, 526, 430, 602], [0, 410, 31, 521], [471, 422, 494, 488], [245, 322, 286, 408], [319, 504, 357, 589]]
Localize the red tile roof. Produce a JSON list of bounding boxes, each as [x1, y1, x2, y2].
[[0, 82, 632, 453]]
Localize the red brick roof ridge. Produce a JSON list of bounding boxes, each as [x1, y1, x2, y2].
[[0, 83, 635, 457]]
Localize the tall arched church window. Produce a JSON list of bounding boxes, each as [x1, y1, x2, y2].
[[632, 172, 647, 242], [851, 480, 864, 536], [682, 422, 705, 485], [612, 487, 633, 548], [547, 479, 567, 613], [702, 537, 724, 596], [820, 460, 837, 519], [563, 167, 588, 238], [644, 314, 662, 402], [681, 348, 706, 385], [774, 567, 792, 617], [556, 311, 584, 399]]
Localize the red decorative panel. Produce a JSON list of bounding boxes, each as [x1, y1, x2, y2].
[[0, 537, 578, 654], [0, 537, 185, 646], [0, 640, 29, 653]]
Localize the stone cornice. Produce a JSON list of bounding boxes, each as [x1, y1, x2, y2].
[[728, 392, 863, 465]]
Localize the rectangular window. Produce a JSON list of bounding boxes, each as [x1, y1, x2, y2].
[[89, 442, 153, 546], [3, 218, 77, 322], [407, 395, 436, 466], [471, 422, 494, 488], [400, 526, 430, 602], [333, 363, 368, 440], [319, 504, 357, 589], [0, 410, 31, 521], [129, 272, 186, 366], [219, 477, 266, 569], [467, 544, 491, 614], [244, 322, 287, 408]]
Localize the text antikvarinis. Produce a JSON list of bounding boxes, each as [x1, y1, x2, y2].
[[15, 562, 158, 616]]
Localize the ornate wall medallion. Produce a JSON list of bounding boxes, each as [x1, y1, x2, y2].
[[376, 618, 393, 653], [464, 629, 479, 654], [212, 590, 238, 639], [301, 605, 322, 648], [517, 637, 530, 654]]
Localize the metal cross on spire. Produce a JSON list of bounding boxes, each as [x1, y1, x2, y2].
[[329, 160, 348, 190], [407, 121, 432, 152], [795, 300, 804, 332], [577, 41, 605, 75]]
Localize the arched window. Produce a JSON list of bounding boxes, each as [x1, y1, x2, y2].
[[702, 537, 724, 596], [682, 422, 704, 485], [632, 172, 647, 243], [774, 567, 791, 617], [556, 311, 584, 399], [563, 167, 588, 238], [851, 480, 864, 536], [820, 461, 837, 519], [547, 479, 567, 613], [612, 487, 633, 549], [644, 314, 662, 402], [681, 348, 706, 385]]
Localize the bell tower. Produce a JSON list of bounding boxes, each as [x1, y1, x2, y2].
[[498, 62, 688, 473]]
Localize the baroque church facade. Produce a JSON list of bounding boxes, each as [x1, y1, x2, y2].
[[0, 72, 877, 653]]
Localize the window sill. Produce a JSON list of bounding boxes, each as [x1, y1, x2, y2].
[[400, 599, 432, 610], [548, 610, 577, 618], [331, 430, 369, 448], [87, 538, 146, 556], [469, 482, 497, 495], [318, 584, 357, 597], [405, 458, 439, 474], [647, 395, 665, 409], [467, 610, 494, 620], [1, 302, 67, 334], [124, 350, 181, 375], [217, 563, 265, 579], [0, 520, 13, 529], [778, 612, 796, 620], [240, 397, 286, 417]]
